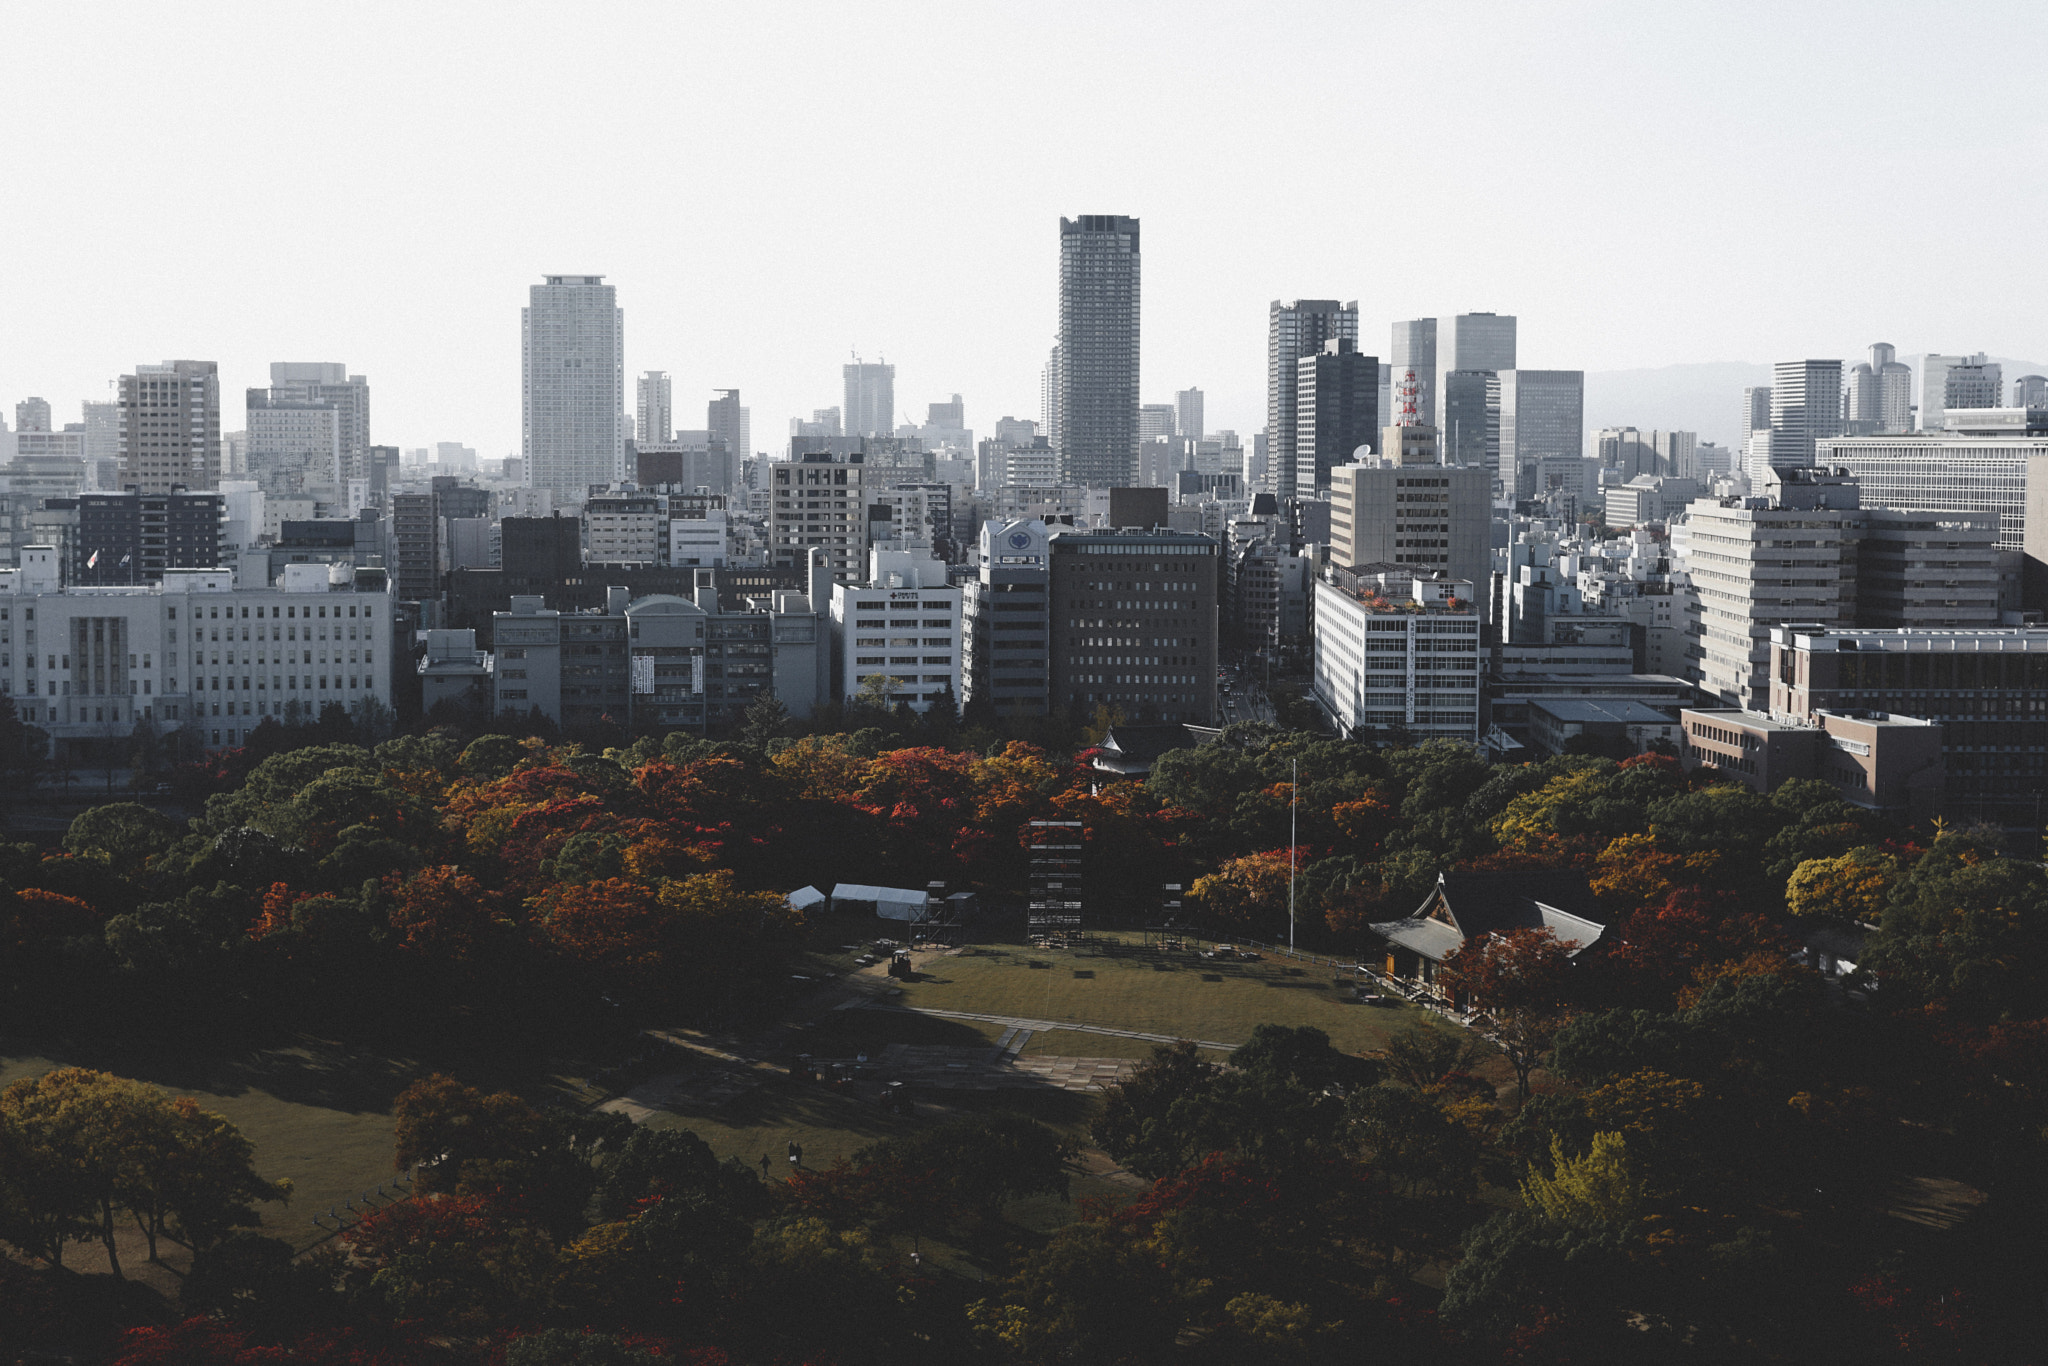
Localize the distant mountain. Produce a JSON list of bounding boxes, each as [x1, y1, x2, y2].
[[1584, 362, 1769, 451], [1584, 356, 2048, 452]]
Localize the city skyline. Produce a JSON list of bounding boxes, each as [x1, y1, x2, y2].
[[4, 3, 2045, 460]]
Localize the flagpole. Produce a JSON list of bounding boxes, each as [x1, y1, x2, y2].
[[1289, 755, 1297, 953]]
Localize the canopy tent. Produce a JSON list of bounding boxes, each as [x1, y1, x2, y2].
[[785, 885, 826, 913], [830, 883, 931, 922]]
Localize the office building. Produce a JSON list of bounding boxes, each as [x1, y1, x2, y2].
[[1654, 430, 1699, 480], [1048, 525, 1217, 723], [73, 491, 225, 585], [1437, 313, 1516, 475], [770, 452, 868, 582], [1686, 468, 1861, 710], [1921, 352, 1998, 432], [1440, 370, 1495, 471], [522, 275, 625, 499], [1855, 509, 2004, 629], [14, 398, 50, 433], [707, 388, 749, 464], [1844, 343, 1913, 434], [118, 360, 221, 493], [2015, 375, 2048, 408], [1679, 704, 1943, 822], [1139, 404, 1177, 443], [262, 364, 370, 482], [1742, 386, 1773, 444], [843, 360, 895, 438], [392, 477, 490, 603], [1767, 624, 2048, 816], [1327, 430, 1489, 585], [1175, 388, 1204, 442], [245, 391, 340, 499], [0, 553, 394, 757], [635, 430, 733, 496], [1057, 216, 1142, 488], [1267, 299, 1359, 502], [1816, 419, 2048, 553], [584, 490, 664, 564], [1390, 319, 1438, 427], [829, 546, 962, 713], [963, 518, 1053, 718], [1314, 568, 1481, 744], [1765, 359, 1844, 468], [492, 558, 832, 733], [637, 372, 672, 445], [1604, 476, 1701, 528], [1500, 370, 1585, 500], [1295, 337, 1379, 497]]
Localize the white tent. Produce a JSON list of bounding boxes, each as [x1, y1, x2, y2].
[[785, 885, 827, 913], [830, 883, 930, 921]]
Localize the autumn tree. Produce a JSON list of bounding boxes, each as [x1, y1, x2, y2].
[[1439, 927, 1581, 1097]]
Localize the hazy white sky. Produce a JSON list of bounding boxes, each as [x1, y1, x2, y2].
[[3, 0, 2043, 458]]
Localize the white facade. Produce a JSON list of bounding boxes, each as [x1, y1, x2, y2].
[[829, 547, 961, 712], [0, 552, 393, 754], [667, 511, 728, 567], [522, 275, 624, 500], [1313, 570, 1481, 743]]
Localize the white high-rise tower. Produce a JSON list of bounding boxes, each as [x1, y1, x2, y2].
[[522, 275, 624, 499]]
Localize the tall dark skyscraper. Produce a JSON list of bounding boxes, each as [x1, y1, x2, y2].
[[1295, 338, 1379, 495], [1056, 216, 1141, 488], [1267, 300, 1358, 502]]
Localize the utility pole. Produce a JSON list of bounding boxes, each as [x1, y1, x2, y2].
[[1288, 755, 1298, 952]]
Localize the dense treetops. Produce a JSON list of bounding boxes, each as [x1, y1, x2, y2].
[[3, 719, 2047, 1360]]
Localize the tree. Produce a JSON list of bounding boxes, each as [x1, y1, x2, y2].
[[1378, 1023, 1485, 1091], [63, 801, 182, 867], [739, 691, 790, 748], [1520, 1130, 1644, 1229], [1439, 927, 1580, 1097], [1786, 846, 1902, 923]]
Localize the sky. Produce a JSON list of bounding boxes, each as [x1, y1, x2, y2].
[[3, 0, 2045, 459]]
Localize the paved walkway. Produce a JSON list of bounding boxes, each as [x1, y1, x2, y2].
[[864, 1001, 1238, 1052]]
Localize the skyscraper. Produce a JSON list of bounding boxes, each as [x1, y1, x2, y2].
[[117, 360, 221, 493], [637, 371, 672, 445], [249, 363, 370, 489], [1767, 359, 1843, 467], [1266, 299, 1358, 502], [1040, 343, 1062, 454], [707, 389, 748, 466], [1437, 314, 1516, 480], [1057, 215, 1141, 488], [1921, 352, 1995, 433], [522, 274, 624, 499], [1139, 404, 1177, 443], [1295, 337, 1379, 496], [1175, 387, 1204, 442], [1742, 386, 1773, 444], [843, 359, 895, 438], [1498, 370, 1584, 499], [1844, 342, 1913, 434], [1390, 320, 1438, 427]]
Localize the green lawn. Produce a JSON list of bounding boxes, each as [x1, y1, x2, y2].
[[887, 931, 1465, 1057], [0, 1036, 591, 1256]]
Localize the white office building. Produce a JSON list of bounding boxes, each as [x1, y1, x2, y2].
[[1816, 414, 2048, 553], [1313, 568, 1481, 743], [829, 546, 962, 712], [522, 275, 624, 500], [0, 551, 394, 757]]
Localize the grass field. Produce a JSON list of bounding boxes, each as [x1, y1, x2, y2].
[[885, 930, 1464, 1058], [0, 1033, 593, 1267]]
